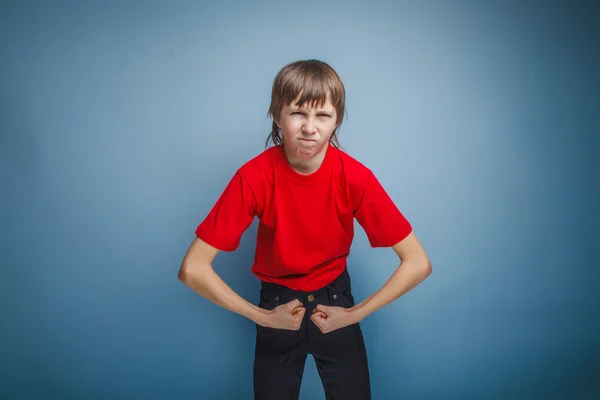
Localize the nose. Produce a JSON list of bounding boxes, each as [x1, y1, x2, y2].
[[303, 119, 317, 135]]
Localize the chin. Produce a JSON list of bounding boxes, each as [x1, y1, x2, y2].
[[293, 141, 325, 157]]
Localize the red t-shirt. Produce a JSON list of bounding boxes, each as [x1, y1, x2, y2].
[[195, 144, 412, 292]]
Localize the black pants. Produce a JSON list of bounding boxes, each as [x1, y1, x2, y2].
[[254, 268, 371, 400]]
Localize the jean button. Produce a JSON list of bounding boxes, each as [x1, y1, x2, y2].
[[274, 296, 279, 302], [307, 294, 315, 302], [333, 294, 337, 299]]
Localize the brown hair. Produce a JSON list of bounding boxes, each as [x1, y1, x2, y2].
[[266, 59, 346, 149]]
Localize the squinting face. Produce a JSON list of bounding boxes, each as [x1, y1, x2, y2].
[[276, 94, 338, 159]]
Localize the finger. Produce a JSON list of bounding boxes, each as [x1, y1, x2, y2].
[[313, 304, 328, 314], [292, 307, 306, 318], [290, 312, 304, 329], [310, 312, 321, 325], [291, 305, 305, 315], [287, 299, 303, 309], [310, 313, 326, 332], [311, 311, 327, 323]]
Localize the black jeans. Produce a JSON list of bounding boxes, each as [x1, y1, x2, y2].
[[253, 268, 371, 400]]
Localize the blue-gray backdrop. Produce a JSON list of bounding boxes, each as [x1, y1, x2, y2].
[[1, 1, 598, 399]]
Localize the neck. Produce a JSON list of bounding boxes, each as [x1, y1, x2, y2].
[[284, 143, 329, 175]]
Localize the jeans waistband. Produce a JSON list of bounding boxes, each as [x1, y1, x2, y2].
[[260, 268, 352, 299]]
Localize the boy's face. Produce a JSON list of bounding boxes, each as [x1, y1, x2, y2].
[[276, 93, 338, 159]]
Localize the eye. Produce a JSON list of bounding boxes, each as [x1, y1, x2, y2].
[[292, 111, 305, 115], [318, 114, 331, 118]]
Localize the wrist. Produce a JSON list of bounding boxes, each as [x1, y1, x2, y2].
[[349, 304, 370, 324], [251, 307, 272, 327], [348, 307, 364, 325]]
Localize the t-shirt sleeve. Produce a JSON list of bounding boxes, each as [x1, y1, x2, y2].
[[195, 171, 257, 252], [354, 170, 413, 247]]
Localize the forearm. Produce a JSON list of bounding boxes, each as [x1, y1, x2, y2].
[[351, 259, 431, 323], [178, 262, 268, 326]]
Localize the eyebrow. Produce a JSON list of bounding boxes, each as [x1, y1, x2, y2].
[[290, 106, 334, 113]]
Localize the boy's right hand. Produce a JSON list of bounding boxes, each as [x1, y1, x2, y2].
[[265, 299, 305, 330]]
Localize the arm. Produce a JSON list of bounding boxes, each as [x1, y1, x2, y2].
[[349, 231, 432, 324], [178, 237, 271, 326], [311, 169, 430, 333]]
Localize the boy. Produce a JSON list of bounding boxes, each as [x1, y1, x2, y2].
[[178, 59, 432, 399]]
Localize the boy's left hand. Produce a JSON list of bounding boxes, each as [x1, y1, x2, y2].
[[310, 304, 357, 334]]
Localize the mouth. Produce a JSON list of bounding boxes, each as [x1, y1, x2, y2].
[[299, 138, 316, 142]]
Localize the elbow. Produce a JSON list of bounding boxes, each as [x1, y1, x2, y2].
[[178, 257, 211, 284], [400, 256, 431, 280], [178, 260, 194, 283], [400, 253, 431, 275], [421, 256, 432, 278], [409, 255, 431, 279], [177, 263, 188, 283], [424, 260, 432, 277], [178, 238, 218, 285]]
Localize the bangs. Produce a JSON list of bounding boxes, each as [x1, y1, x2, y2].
[[272, 60, 345, 111], [280, 68, 332, 108]]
